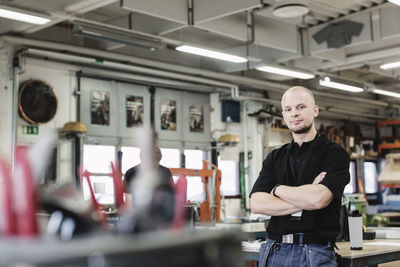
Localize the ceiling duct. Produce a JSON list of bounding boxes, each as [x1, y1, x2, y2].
[[72, 19, 166, 50]]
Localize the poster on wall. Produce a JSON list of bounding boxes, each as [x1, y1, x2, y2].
[[126, 95, 144, 127], [90, 90, 110, 126], [189, 104, 204, 132], [160, 99, 176, 131]]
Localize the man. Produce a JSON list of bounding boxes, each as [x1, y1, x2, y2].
[[124, 146, 175, 231], [250, 86, 350, 267], [124, 146, 173, 188]]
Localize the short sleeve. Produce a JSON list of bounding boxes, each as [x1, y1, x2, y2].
[[250, 154, 276, 197], [319, 146, 350, 199]]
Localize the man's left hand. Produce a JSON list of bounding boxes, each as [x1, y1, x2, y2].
[[312, 172, 326, 184]]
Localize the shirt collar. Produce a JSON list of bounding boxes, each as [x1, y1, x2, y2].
[[288, 133, 319, 151]]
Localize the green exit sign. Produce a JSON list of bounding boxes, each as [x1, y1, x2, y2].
[[22, 125, 39, 135]]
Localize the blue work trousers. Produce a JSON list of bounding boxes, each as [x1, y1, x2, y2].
[[259, 238, 337, 267]]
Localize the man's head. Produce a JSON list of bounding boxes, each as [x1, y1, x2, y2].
[[140, 146, 162, 167], [281, 86, 319, 134]]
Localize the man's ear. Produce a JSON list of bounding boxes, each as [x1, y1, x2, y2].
[[314, 105, 319, 118]]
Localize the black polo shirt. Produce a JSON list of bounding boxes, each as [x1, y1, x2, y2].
[[250, 134, 350, 240]]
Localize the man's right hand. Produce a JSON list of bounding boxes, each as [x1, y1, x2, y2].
[[312, 172, 326, 184]]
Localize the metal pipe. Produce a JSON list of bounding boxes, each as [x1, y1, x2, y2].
[[23, 47, 237, 92], [232, 95, 386, 121], [11, 49, 25, 173], [242, 100, 250, 210], [3, 35, 396, 109], [26, 48, 388, 123], [76, 71, 82, 121]]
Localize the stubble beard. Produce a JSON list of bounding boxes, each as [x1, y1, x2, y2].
[[292, 123, 313, 134]]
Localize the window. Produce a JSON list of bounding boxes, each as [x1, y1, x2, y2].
[[186, 176, 205, 202], [184, 149, 206, 169], [364, 161, 378, 194], [82, 145, 116, 205], [121, 146, 141, 174], [183, 149, 207, 201], [83, 145, 115, 174], [344, 160, 356, 194], [160, 148, 180, 168], [82, 175, 115, 205], [218, 157, 240, 196]]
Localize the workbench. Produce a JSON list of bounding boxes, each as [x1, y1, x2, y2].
[[244, 239, 400, 267], [0, 229, 243, 267]]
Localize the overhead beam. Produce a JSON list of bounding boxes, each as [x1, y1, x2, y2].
[[194, 0, 261, 24], [64, 0, 119, 14], [121, 0, 188, 24]]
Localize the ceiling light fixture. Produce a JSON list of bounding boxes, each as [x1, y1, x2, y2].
[[380, 61, 400, 70], [369, 88, 400, 99], [319, 77, 364, 93], [175, 45, 248, 63], [273, 4, 309, 18], [256, 65, 315, 79], [388, 0, 400, 7], [0, 5, 50, 25]]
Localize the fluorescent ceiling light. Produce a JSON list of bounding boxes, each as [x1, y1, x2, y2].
[[319, 77, 364, 93], [369, 88, 400, 98], [380, 61, 400, 70], [388, 0, 400, 7], [0, 6, 50, 25], [256, 65, 315, 79], [176, 45, 247, 63]]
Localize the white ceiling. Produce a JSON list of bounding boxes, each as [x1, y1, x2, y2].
[[1, 0, 400, 109]]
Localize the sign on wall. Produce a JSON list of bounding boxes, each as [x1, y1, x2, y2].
[[160, 99, 177, 131], [90, 90, 110, 126], [189, 104, 204, 133], [126, 95, 144, 127]]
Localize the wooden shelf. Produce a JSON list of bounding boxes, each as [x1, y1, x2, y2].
[[381, 136, 400, 141], [378, 143, 400, 153], [270, 127, 291, 133], [350, 156, 377, 160], [380, 183, 400, 190], [377, 119, 400, 129]]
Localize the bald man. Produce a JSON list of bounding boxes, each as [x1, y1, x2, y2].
[[250, 86, 350, 267]]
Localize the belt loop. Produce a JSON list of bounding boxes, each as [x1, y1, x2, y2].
[[299, 233, 304, 244]]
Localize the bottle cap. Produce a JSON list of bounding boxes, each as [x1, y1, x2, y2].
[[350, 210, 362, 217]]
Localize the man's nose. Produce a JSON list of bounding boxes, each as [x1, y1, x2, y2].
[[291, 110, 299, 117]]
